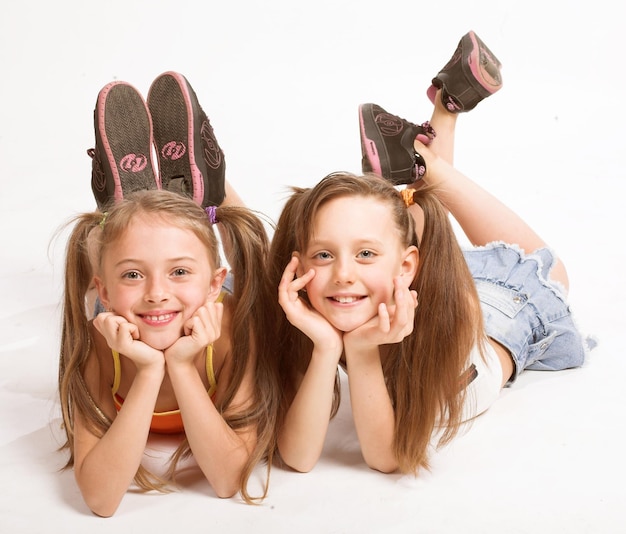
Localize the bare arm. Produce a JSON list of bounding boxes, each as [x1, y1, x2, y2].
[[73, 319, 165, 517], [164, 300, 256, 497], [166, 354, 257, 497], [277, 344, 342, 472], [343, 277, 417, 473], [343, 346, 397, 472], [276, 257, 343, 471]]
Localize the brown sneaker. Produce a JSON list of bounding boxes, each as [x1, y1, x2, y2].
[[89, 81, 159, 210], [359, 103, 433, 185], [147, 72, 225, 208], [427, 31, 503, 113]]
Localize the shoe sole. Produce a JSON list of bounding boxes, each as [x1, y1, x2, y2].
[[359, 103, 417, 185], [359, 103, 387, 178], [427, 30, 502, 107], [465, 31, 502, 94], [148, 72, 220, 206], [93, 81, 159, 205]]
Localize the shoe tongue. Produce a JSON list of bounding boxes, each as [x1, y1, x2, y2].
[[164, 176, 189, 196]]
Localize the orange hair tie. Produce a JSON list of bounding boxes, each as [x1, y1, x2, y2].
[[400, 188, 416, 207]]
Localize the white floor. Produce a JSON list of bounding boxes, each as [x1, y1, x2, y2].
[[1, 1, 624, 532]]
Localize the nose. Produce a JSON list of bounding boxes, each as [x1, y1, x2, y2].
[[334, 257, 355, 285], [144, 277, 170, 303]]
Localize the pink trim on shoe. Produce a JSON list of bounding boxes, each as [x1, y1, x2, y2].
[[466, 31, 500, 95], [165, 72, 205, 206], [95, 82, 124, 203], [359, 104, 383, 176], [93, 81, 160, 205]]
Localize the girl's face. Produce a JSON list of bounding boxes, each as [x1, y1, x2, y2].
[[298, 196, 418, 333], [96, 214, 224, 350]]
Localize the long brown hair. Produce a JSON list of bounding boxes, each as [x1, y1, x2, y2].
[[269, 173, 483, 472], [58, 189, 279, 502]]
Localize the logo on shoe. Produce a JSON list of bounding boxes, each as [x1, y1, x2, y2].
[[444, 96, 462, 113], [375, 113, 404, 137], [160, 141, 187, 161], [89, 148, 107, 192], [201, 120, 222, 169], [119, 153, 149, 173]]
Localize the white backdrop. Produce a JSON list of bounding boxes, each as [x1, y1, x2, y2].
[[1, 1, 624, 532]]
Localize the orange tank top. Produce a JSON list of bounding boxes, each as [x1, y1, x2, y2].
[[111, 345, 217, 434]]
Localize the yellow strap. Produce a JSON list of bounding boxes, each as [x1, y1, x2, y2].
[[206, 345, 217, 397], [113, 347, 215, 397], [111, 350, 121, 396], [111, 288, 227, 399]]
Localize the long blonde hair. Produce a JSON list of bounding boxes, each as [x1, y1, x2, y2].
[[59, 190, 279, 502], [269, 173, 483, 472]]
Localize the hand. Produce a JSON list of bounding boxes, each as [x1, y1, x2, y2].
[[278, 256, 343, 353], [344, 276, 417, 352], [93, 312, 164, 369], [165, 299, 223, 365]]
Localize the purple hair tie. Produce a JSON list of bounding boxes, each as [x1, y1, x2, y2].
[[205, 205, 218, 225]]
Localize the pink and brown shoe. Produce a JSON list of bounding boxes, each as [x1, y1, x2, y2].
[[427, 30, 503, 113], [89, 81, 160, 210], [359, 103, 433, 185], [147, 72, 225, 208]]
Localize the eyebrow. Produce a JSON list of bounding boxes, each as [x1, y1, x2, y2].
[[308, 236, 385, 248], [113, 256, 200, 269]]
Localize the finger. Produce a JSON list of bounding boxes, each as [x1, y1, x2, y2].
[[127, 323, 140, 340], [189, 303, 223, 340], [279, 256, 299, 284], [377, 303, 391, 333], [279, 263, 314, 299]]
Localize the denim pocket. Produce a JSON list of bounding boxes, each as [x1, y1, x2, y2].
[[474, 279, 528, 319]]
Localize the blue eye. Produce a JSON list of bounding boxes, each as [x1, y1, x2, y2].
[[358, 250, 375, 259], [172, 268, 188, 277], [122, 270, 141, 280], [315, 251, 332, 260]]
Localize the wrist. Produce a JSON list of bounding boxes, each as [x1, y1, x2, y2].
[[135, 360, 166, 381], [311, 343, 343, 365], [344, 343, 380, 368]]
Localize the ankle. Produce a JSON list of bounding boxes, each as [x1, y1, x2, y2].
[[432, 90, 459, 119], [414, 149, 446, 187]]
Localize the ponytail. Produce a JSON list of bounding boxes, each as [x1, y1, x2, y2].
[[205, 204, 280, 503], [389, 185, 483, 472], [58, 212, 108, 464]]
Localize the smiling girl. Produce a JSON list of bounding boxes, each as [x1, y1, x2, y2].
[[60, 191, 277, 516], [58, 73, 278, 516], [270, 32, 589, 474]]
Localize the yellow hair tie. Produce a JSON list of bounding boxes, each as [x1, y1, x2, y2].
[[400, 189, 416, 207], [99, 212, 108, 229]]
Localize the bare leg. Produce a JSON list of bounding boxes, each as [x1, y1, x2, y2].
[[406, 93, 458, 236], [424, 94, 458, 166], [219, 180, 246, 207], [411, 93, 569, 292]]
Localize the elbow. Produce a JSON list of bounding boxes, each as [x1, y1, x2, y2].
[[363, 454, 398, 474], [210, 475, 240, 499], [84, 496, 121, 518], [277, 442, 318, 473], [214, 484, 239, 499], [77, 478, 123, 518], [284, 458, 316, 474]]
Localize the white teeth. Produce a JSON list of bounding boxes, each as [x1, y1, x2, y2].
[[145, 313, 173, 322], [334, 296, 358, 303]]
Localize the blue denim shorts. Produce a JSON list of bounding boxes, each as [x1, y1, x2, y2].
[[463, 242, 588, 385]]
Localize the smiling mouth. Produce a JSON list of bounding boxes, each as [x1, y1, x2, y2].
[[140, 312, 177, 324], [331, 296, 363, 304]]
